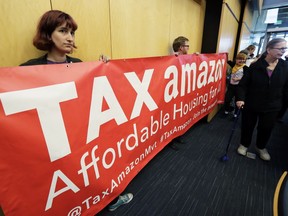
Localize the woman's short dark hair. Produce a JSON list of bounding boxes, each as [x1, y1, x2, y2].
[[33, 10, 78, 51]]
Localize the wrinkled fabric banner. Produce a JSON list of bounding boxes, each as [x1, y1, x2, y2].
[[0, 53, 226, 216]]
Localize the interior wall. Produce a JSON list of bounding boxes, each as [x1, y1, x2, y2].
[[0, 0, 205, 67], [239, 1, 254, 52], [169, 0, 205, 54], [110, 0, 171, 59], [217, 0, 242, 60], [0, 0, 50, 67]]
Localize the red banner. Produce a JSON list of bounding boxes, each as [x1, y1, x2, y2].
[[0, 53, 226, 216]]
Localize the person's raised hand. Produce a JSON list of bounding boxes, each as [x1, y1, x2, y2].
[[236, 101, 245, 109], [99, 54, 109, 63]]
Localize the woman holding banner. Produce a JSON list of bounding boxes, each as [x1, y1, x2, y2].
[[20, 10, 81, 65], [20, 9, 133, 212]]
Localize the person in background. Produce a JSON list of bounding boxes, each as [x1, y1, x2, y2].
[[240, 45, 256, 66], [172, 36, 190, 55], [236, 38, 288, 161], [224, 52, 249, 117], [166, 36, 190, 151], [20, 9, 133, 212], [240, 45, 256, 59]]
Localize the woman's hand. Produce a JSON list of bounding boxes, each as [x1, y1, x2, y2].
[[236, 101, 244, 109]]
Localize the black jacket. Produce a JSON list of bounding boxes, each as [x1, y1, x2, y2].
[[20, 54, 82, 66], [237, 57, 288, 112]]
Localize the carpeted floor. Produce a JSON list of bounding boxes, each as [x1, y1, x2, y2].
[[97, 109, 288, 216]]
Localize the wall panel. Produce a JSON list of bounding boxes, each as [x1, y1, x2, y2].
[[170, 0, 205, 54], [225, 0, 241, 19], [110, 0, 171, 59], [0, 0, 51, 67], [217, 2, 240, 60], [238, 2, 254, 51]]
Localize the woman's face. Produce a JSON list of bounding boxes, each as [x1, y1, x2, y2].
[[268, 41, 287, 59], [236, 58, 246, 66], [248, 48, 255, 54], [50, 22, 75, 54]]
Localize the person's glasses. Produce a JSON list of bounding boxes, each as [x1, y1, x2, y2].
[[271, 47, 287, 52], [182, 45, 189, 48]]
